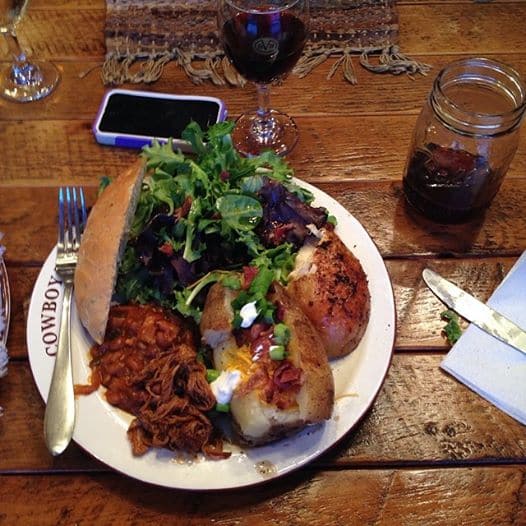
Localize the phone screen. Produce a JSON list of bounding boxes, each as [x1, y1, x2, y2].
[[98, 93, 222, 138]]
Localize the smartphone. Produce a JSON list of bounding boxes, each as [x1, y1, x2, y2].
[[93, 89, 227, 151]]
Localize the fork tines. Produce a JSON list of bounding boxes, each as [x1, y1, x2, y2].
[[57, 187, 87, 256]]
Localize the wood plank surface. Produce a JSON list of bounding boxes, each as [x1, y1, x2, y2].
[[0, 467, 525, 525], [1, 54, 526, 122], [1, 114, 526, 185]]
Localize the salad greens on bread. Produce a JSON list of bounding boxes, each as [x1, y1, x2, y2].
[[114, 121, 329, 323]]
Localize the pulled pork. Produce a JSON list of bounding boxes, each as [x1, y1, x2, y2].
[[77, 304, 229, 459]]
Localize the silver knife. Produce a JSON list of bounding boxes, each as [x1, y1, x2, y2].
[[422, 268, 526, 356]]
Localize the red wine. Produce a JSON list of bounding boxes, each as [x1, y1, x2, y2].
[[222, 11, 307, 84], [403, 143, 501, 223]]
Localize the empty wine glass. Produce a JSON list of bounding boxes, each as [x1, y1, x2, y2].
[[218, 0, 309, 156], [0, 0, 60, 102]]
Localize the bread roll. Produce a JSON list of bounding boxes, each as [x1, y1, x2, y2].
[[74, 159, 145, 344], [200, 281, 334, 446], [287, 227, 370, 359]]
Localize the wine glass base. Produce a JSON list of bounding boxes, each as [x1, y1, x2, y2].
[[232, 110, 299, 157], [0, 60, 60, 102]]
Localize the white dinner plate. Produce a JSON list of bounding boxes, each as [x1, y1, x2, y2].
[[27, 180, 396, 490]]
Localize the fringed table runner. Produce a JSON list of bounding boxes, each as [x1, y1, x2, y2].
[[103, 0, 430, 86]]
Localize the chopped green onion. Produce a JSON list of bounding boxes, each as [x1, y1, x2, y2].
[[273, 323, 291, 346], [215, 402, 230, 413], [269, 345, 287, 360], [206, 369, 220, 383]]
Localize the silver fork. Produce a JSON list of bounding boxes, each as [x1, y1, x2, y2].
[[44, 187, 87, 456]]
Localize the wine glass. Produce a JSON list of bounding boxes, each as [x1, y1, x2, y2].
[[218, 0, 309, 156], [0, 0, 60, 102]]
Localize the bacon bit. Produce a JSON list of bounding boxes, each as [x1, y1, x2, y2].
[[220, 170, 230, 182], [174, 196, 192, 220], [274, 301, 285, 323], [249, 322, 272, 341], [251, 335, 271, 358], [203, 439, 232, 459], [273, 362, 303, 390], [263, 362, 303, 409], [234, 322, 272, 349], [239, 364, 269, 395], [158, 242, 174, 256], [242, 266, 259, 289]]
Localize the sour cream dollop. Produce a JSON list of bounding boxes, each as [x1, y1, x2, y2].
[[239, 301, 258, 329], [210, 370, 242, 405]]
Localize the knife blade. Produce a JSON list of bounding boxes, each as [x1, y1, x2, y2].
[[422, 268, 526, 356]]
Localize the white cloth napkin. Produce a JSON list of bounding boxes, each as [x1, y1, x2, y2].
[[441, 251, 526, 425]]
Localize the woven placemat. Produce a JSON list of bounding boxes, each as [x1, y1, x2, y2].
[[102, 0, 429, 85]]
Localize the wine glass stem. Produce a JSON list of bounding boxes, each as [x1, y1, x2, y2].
[[3, 30, 26, 64], [255, 83, 279, 139], [256, 83, 271, 120]]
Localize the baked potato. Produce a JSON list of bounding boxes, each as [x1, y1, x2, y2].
[[200, 281, 334, 446], [287, 226, 370, 359]]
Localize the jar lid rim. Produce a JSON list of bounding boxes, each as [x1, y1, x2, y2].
[[434, 57, 526, 120]]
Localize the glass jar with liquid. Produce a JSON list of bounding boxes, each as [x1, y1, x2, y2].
[[403, 58, 526, 223]]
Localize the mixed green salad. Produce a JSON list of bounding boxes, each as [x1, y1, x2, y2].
[[114, 121, 331, 325]]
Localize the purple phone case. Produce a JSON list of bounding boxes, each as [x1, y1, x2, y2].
[[93, 89, 228, 149]]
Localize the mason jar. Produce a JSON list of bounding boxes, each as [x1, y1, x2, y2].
[[402, 58, 526, 223]]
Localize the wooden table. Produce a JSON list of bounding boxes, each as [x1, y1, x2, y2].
[[1, 1, 525, 524]]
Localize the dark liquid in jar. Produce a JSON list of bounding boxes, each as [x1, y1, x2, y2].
[[403, 143, 500, 223]]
